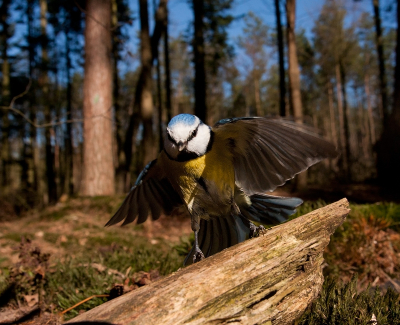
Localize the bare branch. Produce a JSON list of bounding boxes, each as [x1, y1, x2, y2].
[[0, 79, 115, 128]]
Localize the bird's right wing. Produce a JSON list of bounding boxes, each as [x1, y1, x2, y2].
[[213, 117, 338, 195], [105, 159, 184, 227]]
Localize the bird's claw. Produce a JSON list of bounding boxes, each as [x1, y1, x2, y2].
[[193, 247, 205, 263], [249, 223, 267, 238]]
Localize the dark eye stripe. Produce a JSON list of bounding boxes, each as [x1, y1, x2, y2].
[[188, 124, 200, 142]]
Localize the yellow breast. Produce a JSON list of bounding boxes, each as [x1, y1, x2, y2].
[[159, 140, 235, 206]]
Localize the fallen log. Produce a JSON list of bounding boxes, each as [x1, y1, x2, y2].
[[67, 198, 350, 325]]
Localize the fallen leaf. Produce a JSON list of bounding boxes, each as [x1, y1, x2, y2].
[[23, 293, 38, 307]]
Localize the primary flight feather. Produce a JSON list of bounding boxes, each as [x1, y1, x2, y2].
[[106, 114, 338, 265]]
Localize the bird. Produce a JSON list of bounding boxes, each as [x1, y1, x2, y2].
[[105, 114, 338, 265]]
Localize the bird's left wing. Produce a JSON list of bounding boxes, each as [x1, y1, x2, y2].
[[213, 117, 338, 195], [105, 159, 183, 227]]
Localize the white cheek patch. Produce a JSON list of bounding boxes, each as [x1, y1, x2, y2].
[[187, 124, 211, 156]]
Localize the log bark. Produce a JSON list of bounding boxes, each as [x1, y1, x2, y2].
[[67, 199, 350, 325]]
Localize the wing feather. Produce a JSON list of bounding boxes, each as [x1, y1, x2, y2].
[[106, 158, 183, 227], [213, 117, 337, 194]]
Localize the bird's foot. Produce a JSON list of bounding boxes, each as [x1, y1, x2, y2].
[[193, 246, 205, 263], [249, 223, 267, 238]]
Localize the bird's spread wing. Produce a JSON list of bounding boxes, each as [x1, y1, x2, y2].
[[213, 117, 338, 195], [105, 159, 183, 227]]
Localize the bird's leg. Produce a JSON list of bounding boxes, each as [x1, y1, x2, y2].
[[249, 222, 267, 238], [193, 230, 205, 263], [191, 214, 205, 263]]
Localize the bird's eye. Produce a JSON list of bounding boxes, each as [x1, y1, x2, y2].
[[190, 128, 198, 140]]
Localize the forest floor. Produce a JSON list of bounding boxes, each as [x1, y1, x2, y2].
[[0, 191, 400, 324]]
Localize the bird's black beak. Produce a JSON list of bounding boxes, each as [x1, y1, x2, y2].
[[177, 141, 186, 152]]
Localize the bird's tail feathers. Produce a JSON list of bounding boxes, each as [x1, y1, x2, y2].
[[183, 213, 249, 266], [240, 194, 303, 225]]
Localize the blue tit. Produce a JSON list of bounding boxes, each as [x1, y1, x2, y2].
[[106, 114, 337, 265]]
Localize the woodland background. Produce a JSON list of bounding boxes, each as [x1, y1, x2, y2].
[[1, 0, 400, 323], [1, 0, 400, 207]]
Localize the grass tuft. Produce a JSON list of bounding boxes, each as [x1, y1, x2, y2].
[[298, 277, 400, 325]]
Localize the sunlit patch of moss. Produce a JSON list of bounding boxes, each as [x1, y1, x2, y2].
[[2, 232, 30, 242]]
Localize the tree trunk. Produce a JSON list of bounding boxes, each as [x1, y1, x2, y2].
[[163, 7, 172, 122], [82, 0, 115, 196], [286, 0, 306, 189], [153, 0, 163, 152], [254, 73, 262, 116], [364, 73, 376, 145], [340, 65, 351, 181], [376, 0, 400, 187], [0, 0, 11, 193], [335, 63, 348, 180], [372, 0, 388, 127], [68, 199, 350, 325], [64, 29, 74, 197], [139, 0, 155, 169], [275, 0, 286, 117], [193, 0, 207, 122], [327, 81, 338, 148], [123, 0, 167, 176], [40, 0, 57, 204]]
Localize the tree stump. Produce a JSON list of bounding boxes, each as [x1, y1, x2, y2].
[[67, 198, 350, 325]]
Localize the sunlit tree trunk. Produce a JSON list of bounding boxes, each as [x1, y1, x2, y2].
[[82, 0, 115, 196], [286, 0, 306, 189], [193, 0, 207, 122], [274, 0, 286, 117]]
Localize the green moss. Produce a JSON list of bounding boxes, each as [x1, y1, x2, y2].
[[2, 232, 30, 242]]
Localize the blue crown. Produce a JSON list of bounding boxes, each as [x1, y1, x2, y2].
[[168, 114, 198, 128]]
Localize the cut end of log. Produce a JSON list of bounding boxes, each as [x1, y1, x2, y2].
[[67, 199, 350, 325]]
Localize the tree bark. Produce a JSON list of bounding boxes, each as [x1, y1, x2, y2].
[[193, 0, 207, 122], [340, 65, 351, 181], [68, 199, 350, 325], [364, 73, 376, 145], [372, 0, 388, 127], [275, 0, 286, 117], [376, 0, 400, 187], [0, 0, 11, 192], [163, 7, 172, 122], [286, 0, 307, 189], [64, 31, 74, 197], [40, 0, 57, 204], [123, 0, 167, 176], [335, 63, 348, 180], [254, 74, 261, 116], [82, 0, 115, 196], [139, 0, 155, 169]]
